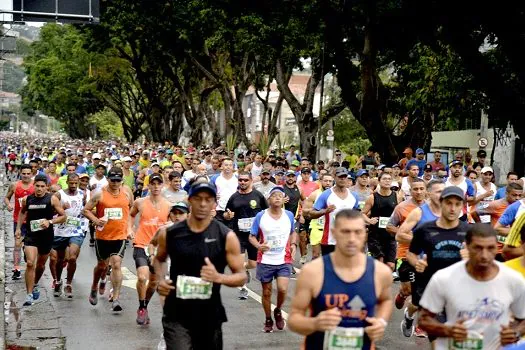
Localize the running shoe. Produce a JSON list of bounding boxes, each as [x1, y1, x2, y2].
[[112, 300, 123, 312], [32, 285, 40, 300], [392, 271, 400, 281], [88, 289, 98, 305], [395, 293, 407, 309], [64, 284, 73, 298], [239, 287, 249, 300], [108, 288, 114, 302], [54, 280, 63, 297], [414, 326, 427, 338], [89, 239, 95, 247], [136, 308, 149, 325], [400, 308, 414, 337], [23, 294, 33, 306], [12, 269, 21, 280], [263, 318, 274, 333], [98, 279, 106, 295], [274, 308, 285, 330], [246, 270, 251, 284]]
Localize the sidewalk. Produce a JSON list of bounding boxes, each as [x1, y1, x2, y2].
[[2, 182, 66, 349]]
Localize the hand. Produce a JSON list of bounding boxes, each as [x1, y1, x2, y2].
[[224, 209, 234, 220], [460, 242, 469, 260], [369, 217, 379, 225], [15, 228, 21, 239], [210, 209, 216, 218], [290, 244, 297, 261], [314, 308, 342, 331], [96, 217, 108, 227], [485, 190, 494, 197], [41, 219, 51, 229], [415, 254, 428, 273], [326, 205, 336, 213], [258, 242, 271, 253], [200, 257, 221, 283], [299, 215, 305, 224], [127, 229, 134, 240], [449, 319, 468, 342], [365, 317, 387, 342], [156, 279, 175, 297], [500, 324, 520, 346], [284, 196, 290, 203], [6, 204, 13, 212]]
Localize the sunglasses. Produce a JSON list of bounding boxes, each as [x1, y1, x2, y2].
[[109, 178, 122, 183]]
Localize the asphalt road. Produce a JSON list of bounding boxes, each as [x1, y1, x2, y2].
[[45, 242, 429, 350]]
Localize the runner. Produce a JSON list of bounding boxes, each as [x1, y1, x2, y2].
[[445, 160, 476, 221], [16, 174, 66, 306], [288, 209, 393, 349], [248, 186, 297, 332], [89, 163, 108, 193], [4, 164, 34, 280], [302, 173, 334, 260], [351, 169, 371, 210], [161, 171, 188, 204], [129, 173, 171, 325], [83, 167, 134, 311], [400, 163, 420, 201], [310, 168, 360, 255], [253, 167, 277, 199], [51, 173, 87, 298], [224, 171, 268, 299], [211, 158, 238, 225], [153, 182, 247, 350], [296, 167, 319, 264], [496, 195, 525, 260], [472, 166, 497, 221], [418, 223, 525, 349], [505, 226, 525, 278]]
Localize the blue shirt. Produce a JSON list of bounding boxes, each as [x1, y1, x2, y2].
[[406, 159, 427, 177], [494, 186, 506, 200]]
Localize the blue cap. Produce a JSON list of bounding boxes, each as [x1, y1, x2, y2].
[[171, 201, 189, 213], [269, 186, 286, 196], [356, 169, 369, 177], [377, 164, 386, 170], [188, 182, 217, 198], [416, 148, 425, 155]]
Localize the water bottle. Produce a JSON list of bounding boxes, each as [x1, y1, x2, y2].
[[96, 215, 108, 231]]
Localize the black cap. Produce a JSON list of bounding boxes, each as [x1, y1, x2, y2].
[[171, 201, 189, 213], [149, 174, 164, 183], [440, 186, 465, 201], [301, 167, 311, 174], [335, 167, 348, 177], [188, 182, 217, 198], [477, 150, 487, 158], [424, 164, 433, 172], [107, 167, 123, 181]]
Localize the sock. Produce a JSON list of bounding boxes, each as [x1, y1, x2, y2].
[[145, 299, 150, 307], [139, 300, 146, 309], [405, 308, 415, 320]]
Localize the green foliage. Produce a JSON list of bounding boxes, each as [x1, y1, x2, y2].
[[327, 109, 371, 156], [257, 134, 271, 158], [88, 108, 123, 139], [225, 134, 237, 153]]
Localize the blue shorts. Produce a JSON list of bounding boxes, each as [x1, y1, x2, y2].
[[52, 236, 85, 250], [13, 222, 27, 237], [256, 263, 291, 283]]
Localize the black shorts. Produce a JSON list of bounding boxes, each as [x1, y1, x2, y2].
[[367, 231, 397, 263], [398, 260, 416, 283], [24, 235, 53, 255], [237, 232, 257, 261], [411, 277, 428, 307], [162, 317, 223, 350], [133, 247, 155, 274], [299, 219, 311, 234], [95, 239, 126, 261], [321, 244, 335, 256]]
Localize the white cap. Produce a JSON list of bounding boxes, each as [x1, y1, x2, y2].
[[122, 156, 132, 162], [92, 153, 101, 160], [110, 155, 118, 161], [481, 166, 494, 174]]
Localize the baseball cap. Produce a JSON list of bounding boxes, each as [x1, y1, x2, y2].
[[122, 156, 132, 162], [402, 147, 413, 154], [356, 169, 369, 177], [424, 164, 433, 172], [275, 170, 285, 175], [107, 167, 123, 181], [477, 150, 487, 158], [301, 167, 311, 174], [440, 186, 465, 201], [335, 167, 349, 177], [261, 169, 271, 175], [416, 148, 425, 155], [92, 153, 101, 160], [269, 186, 286, 196], [286, 170, 296, 176], [450, 160, 463, 166], [188, 182, 217, 198], [166, 149, 174, 155], [151, 162, 160, 167], [149, 174, 164, 183], [291, 160, 300, 167], [171, 201, 189, 213], [392, 164, 400, 169], [79, 173, 89, 179], [95, 163, 106, 169], [110, 155, 118, 161], [481, 166, 494, 174], [377, 164, 386, 170]]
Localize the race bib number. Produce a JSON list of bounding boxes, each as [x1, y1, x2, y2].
[[30, 219, 45, 232], [358, 201, 365, 210], [324, 327, 364, 350], [479, 215, 491, 224], [176, 275, 212, 300], [105, 208, 123, 220], [267, 234, 285, 251], [497, 235, 507, 243], [448, 331, 483, 349], [238, 217, 254, 232], [318, 216, 325, 227], [378, 216, 390, 229], [66, 216, 81, 228]]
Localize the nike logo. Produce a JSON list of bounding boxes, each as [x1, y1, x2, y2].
[[204, 238, 216, 243]]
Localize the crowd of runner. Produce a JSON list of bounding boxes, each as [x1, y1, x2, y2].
[[1, 132, 525, 350]]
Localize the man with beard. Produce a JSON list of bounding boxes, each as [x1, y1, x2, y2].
[[445, 160, 476, 221], [254, 167, 277, 199]]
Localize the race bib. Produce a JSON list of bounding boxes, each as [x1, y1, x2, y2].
[[105, 208, 123, 220], [176, 275, 213, 300], [318, 216, 325, 227], [324, 327, 364, 350], [267, 234, 285, 251], [358, 201, 365, 210], [66, 216, 81, 228], [366, 165, 374, 171], [30, 219, 45, 232], [378, 216, 390, 229], [448, 331, 483, 349], [497, 235, 507, 243], [479, 215, 491, 224], [238, 217, 254, 232]]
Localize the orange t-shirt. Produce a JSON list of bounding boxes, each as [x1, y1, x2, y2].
[[96, 187, 131, 240], [389, 199, 420, 259], [477, 198, 509, 253], [133, 197, 171, 248]]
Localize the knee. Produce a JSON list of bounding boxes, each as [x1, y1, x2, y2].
[[97, 261, 107, 270], [277, 285, 288, 295], [68, 254, 78, 263], [262, 287, 272, 298], [26, 260, 35, 269], [137, 274, 148, 285]]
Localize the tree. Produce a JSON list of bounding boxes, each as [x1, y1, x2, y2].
[[87, 108, 124, 139]]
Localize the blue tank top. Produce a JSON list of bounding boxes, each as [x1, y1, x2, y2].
[[415, 202, 439, 230], [305, 255, 377, 350]]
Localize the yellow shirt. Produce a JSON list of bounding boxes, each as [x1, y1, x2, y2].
[[138, 158, 151, 169], [171, 154, 185, 164], [345, 154, 359, 170], [504, 257, 525, 278], [505, 213, 525, 247]]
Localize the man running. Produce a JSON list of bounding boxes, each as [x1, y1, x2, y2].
[[83, 167, 134, 311], [224, 171, 268, 299], [161, 171, 187, 204], [249, 187, 297, 332], [153, 182, 246, 349], [288, 209, 393, 349], [400, 163, 420, 201], [16, 174, 66, 306], [4, 164, 34, 280], [129, 173, 171, 325], [211, 158, 238, 225], [254, 167, 276, 199], [297, 167, 319, 264], [51, 173, 87, 298], [310, 168, 359, 255], [419, 223, 525, 349], [351, 169, 371, 210], [445, 160, 476, 221]]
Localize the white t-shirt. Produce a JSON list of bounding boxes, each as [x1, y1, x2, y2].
[[420, 260, 525, 350], [214, 174, 238, 211], [89, 176, 108, 193], [475, 182, 497, 223]]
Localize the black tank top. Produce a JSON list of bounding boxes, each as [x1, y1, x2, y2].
[[283, 185, 301, 215], [362, 155, 375, 169], [25, 193, 55, 238], [369, 191, 397, 238], [164, 219, 230, 327]]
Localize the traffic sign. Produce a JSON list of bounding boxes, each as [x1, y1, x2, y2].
[[327, 130, 334, 137], [478, 137, 488, 148], [326, 136, 334, 141]]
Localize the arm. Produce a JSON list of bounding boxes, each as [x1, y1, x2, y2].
[[15, 197, 27, 236], [361, 194, 374, 218], [3, 183, 14, 211], [472, 191, 492, 205], [406, 252, 419, 268], [395, 208, 422, 244], [502, 245, 524, 261], [470, 210, 481, 223], [302, 192, 316, 218], [494, 221, 510, 236], [50, 195, 67, 224], [418, 308, 454, 338], [218, 232, 247, 287], [374, 262, 394, 321], [309, 208, 328, 219], [82, 191, 103, 226]]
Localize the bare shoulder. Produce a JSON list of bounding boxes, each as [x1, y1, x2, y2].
[[374, 260, 393, 286], [300, 257, 324, 284]]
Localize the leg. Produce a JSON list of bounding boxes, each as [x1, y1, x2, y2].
[[298, 229, 308, 257], [311, 244, 321, 259], [49, 249, 58, 282], [275, 277, 290, 310], [109, 255, 123, 300], [55, 249, 67, 281], [13, 222, 22, 272], [136, 266, 150, 303], [34, 253, 50, 285], [23, 246, 38, 294], [261, 282, 273, 318], [145, 270, 158, 302], [91, 259, 108, 291], [66, 244, 81, 284]]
